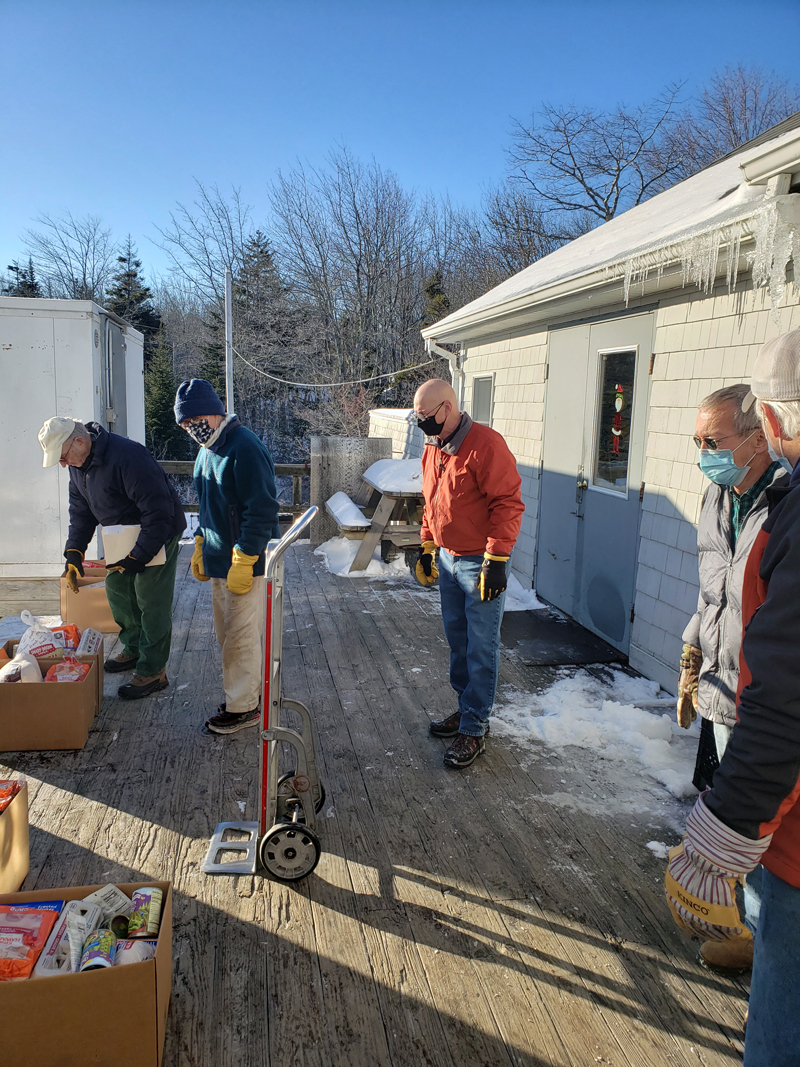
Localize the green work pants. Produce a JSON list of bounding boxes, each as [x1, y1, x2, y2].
[[104, 536, 180, 677]]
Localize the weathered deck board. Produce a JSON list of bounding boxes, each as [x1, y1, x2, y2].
[[0, 544, 747, 1066]]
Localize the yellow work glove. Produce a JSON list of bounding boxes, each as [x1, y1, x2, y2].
[[478, 553, 509, 601], [677, 643, 701, 729], [226, 547, 259, 595], [62, 549, 85, 594], [191, 535, 210, 582], [415, 540, 439, 586]]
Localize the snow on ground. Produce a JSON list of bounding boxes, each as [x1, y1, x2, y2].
[[646, 841, 670, 860], [505, 574, 545, 611], [493, 667, 698, 803], [314, 536, 411, 579]]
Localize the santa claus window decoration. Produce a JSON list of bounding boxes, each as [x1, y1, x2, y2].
[[593, 349, 636, 493]]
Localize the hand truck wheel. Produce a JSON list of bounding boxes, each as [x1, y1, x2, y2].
[[277, 772, 327, 814], [259, 822, 321, 881]]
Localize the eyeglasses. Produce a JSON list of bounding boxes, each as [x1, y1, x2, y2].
[[59, 440, 75, 464], [416, 401, 445, 420], [692, 432, 741, 451]]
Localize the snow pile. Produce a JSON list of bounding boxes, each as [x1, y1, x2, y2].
[[493, 668, 696, 799], [180, 512, 200, 544], [505, 573, 545, 612], [362, 458, 423, 494], [646, 841, 670, 860], [314, 536, 411, 579]]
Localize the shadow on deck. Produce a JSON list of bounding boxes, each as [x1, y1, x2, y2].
[[0, 545, 747, 1067]]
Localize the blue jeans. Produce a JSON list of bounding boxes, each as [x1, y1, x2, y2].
[[438, 549, 506, 737], [744, 868, 800, 1067]]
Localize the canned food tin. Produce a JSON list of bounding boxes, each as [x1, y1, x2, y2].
[[114, 939, 157, 966], [79, 928, 117, 971], [127, 888, 163, 938]]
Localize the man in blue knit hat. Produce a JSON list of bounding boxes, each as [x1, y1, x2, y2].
[[174, 379, 280, 733]]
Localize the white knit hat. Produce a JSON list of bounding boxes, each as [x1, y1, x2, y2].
[[742, 329, 800, 412], [38, 417, 77, 467]]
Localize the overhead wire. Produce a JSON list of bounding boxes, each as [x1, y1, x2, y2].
[[232, 345, 439, 388]]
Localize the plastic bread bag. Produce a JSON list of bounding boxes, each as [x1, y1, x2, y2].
[[17, 611, 65, 658], [0, 653, 43, 683], [0, 779, 23, 812], [50, 624, 81, 650], [43, 656, 91, 683], [0, 905, 59, 981]]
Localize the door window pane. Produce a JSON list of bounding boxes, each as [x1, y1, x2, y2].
[[593, 350, 635, 493], [472, 376, 493, 425]]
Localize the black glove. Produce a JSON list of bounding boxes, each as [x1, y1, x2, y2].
[[478, 554, 509, 602], [62, 549, 85, 594], [107, 554, 146, 576]]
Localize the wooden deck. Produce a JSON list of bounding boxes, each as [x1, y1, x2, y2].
[[1, 545, 748, 1067]]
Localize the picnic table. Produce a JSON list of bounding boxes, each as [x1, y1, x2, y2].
[[325, 459, 425, 573]]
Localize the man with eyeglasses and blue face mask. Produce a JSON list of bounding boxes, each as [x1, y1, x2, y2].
[[666, 329, 800, 1067], [677, 381, 788, 975]]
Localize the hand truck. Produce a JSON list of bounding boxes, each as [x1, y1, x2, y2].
[[202, 506, 326, 881]]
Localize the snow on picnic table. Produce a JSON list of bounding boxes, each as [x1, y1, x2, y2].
[[363, 458, 423, 494], [326, 491, 370, 528]]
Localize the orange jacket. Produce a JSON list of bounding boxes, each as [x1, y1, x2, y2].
[[419, 415, 524, 557]]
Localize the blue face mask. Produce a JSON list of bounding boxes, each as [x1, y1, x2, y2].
[[768, 442, 794, 474], [697, 429, 758, 487]]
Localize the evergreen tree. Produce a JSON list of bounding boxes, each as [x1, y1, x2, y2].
[[144, 330, 189, 459], [3, 257, 42, 297], [105, 237, 162, 366], [422, 269, 450, 326]]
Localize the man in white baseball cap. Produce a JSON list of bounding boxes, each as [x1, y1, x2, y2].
[[666, 327, 800, 1065], [38, 417, 78, 468]]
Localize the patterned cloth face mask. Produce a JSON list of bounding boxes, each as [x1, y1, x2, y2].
[[185, 418, 215, 446]]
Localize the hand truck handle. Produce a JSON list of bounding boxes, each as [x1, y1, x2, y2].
[[265, 506, 318, 579]]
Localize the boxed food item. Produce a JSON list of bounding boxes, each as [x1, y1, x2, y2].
[[0, 781, 29, 894], [0, 646, 101, 751], [60, 563, 120, 634], [0, 880, 172, 1067]]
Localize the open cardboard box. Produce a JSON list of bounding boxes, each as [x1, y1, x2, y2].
[[0, 644, 101, 751], [60, 562, 121, 634], [0, 780, 29, 894], [0, 880, 172, 1067]]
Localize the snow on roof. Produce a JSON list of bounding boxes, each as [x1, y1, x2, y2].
[[426, 120, 800, 337]]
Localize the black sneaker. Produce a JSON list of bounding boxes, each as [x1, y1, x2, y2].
[[205, 707, 260, 734], [443, 733, 486, 768], [104, 653, 138, 674], [429, 711, 490, 738]]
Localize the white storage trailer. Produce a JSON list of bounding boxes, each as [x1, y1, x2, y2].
[[0, 297, 145, 610]]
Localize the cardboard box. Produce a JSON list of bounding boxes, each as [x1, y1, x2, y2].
[[60, 563, 120, 634], [0, 880, 172, 1067], [0, 647, 101, 751], [0, 780, 29, 894]]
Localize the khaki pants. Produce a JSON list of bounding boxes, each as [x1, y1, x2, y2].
[[210, 576, 265, 714]]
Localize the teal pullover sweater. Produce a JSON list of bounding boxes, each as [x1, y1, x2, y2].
[[193, 417, 280, 579]]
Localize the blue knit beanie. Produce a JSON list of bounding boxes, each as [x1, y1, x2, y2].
[[174, 379, 226, 423]]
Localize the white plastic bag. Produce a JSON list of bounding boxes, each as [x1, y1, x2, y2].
[[16, 610, 65, 658], [0, 653, 43, 683]]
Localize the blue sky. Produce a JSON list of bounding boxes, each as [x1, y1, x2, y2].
[[2, 0, 799, 280]]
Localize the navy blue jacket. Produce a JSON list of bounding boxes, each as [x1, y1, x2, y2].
[[66, 423, 185, 563], [193, 417, 280, 579]]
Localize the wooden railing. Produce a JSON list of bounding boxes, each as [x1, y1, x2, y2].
[[159, 460, 310, 515]]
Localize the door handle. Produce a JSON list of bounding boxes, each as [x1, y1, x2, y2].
[[576, 479, 588, 490]]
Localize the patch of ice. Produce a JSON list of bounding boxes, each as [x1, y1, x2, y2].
[[505, 574, 545, 612], [314, 536, 411, 580], [646, 841, 670, 860], [493, 668, 697, 799], [236, 801, 246, 814]]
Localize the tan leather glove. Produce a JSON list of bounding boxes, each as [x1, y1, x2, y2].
[[415, 541, 439, 587], [191, 535, 210, 582], [677, 643, 701, 729], [226, 547, 259, 595], [62, 549, 84, 594]]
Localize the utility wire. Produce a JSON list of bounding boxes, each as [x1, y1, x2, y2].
[[232, 345, 438, 388]]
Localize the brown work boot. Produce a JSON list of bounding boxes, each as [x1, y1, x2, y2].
[[429, 711, 490, 738], [104, 652, 138, 674], [443, 732, 486, 768], [700, 937, 754, 974], [117, 670, 169, 700]]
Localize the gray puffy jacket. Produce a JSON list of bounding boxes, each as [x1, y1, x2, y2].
[[682, 467, 788, 726]]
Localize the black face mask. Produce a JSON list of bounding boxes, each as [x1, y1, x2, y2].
[[416, 402, 446, 436], [185, 418, 215, 445]]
